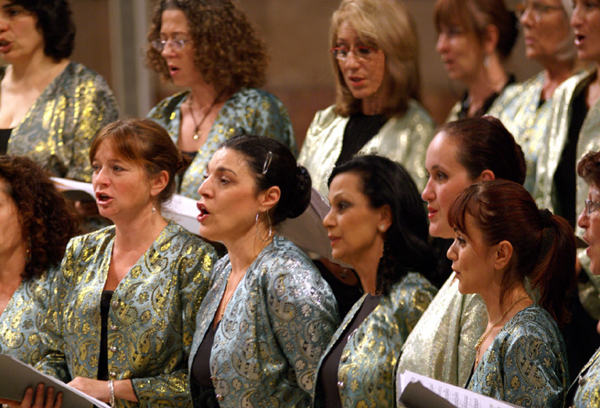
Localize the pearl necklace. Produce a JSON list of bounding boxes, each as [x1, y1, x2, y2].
[[474, 294, 531, 366]]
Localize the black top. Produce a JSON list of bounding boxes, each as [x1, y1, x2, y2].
[[191, 322, 219, 389], [555, 87, 588, 228], [455, 75, 516, 119], [318, 294, 382, 408], [0, 128, 12, 155], [98, 290, 114, 381], [335, 112, 387, 166]]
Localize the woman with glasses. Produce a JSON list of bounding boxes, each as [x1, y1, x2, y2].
[[568, 151, 600, 407], [146, 0, 295, 200], [0, 0, 118, 181], [489, 0, 583, 193], [299, 0, 435, 195], [435, 0, 518, 121]]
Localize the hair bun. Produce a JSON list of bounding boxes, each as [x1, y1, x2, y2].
[[287, 166, 312, 219], [176, 153, 192, 174]]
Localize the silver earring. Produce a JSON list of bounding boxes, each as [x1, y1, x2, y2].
[[255, 210, 273, 242], [152, 202, 156, 215], [379, 225, 385, 232]]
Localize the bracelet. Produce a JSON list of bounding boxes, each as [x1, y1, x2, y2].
[[108, 379, 115, 407]]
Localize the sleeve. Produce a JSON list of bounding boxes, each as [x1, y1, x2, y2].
[[400, 277, 437, 334], [501, 329, 566, 408], [65, 73, 120, 182], [252, 93, 297, 156], [264, 256, 340, 403], [130, 238, 215, 407], [34, 238, 83, 382]]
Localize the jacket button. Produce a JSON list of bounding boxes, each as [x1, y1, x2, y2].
[[109, 372, 117, 379], [341, 355, 348, 363], [110, 325, 118, 331], [337, 381, 344, 389], [112, 300, 119, 308], [110, 346, 117, 352], [216, 394, 224, 401]]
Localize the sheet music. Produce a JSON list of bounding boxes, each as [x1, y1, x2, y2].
[[398, 370, 521, 408], [0, 354, 110, 408]]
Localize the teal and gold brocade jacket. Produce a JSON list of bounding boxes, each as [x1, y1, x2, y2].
[[569, 346, 600, 407], [147, 88, 296, 200], [313, 272, 437, 408], [36, 222, 216, 407], [468, 304, 568, 408], [0, 266, 59, 366], [189, 236, 340, 408], [3, 62, 119, 182], [397, 272, 486, 389], [298, 101, 436, 196]]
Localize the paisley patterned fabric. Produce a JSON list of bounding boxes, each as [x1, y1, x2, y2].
[[188, 236, 339, 408], [487, 73, 551, 193], [467, 304, 568, 408], [570, 347, 600, 407], [147, 88, 296, 200], [0, 267, 58, 366], [298, 101, 436, 196], [36, 222, 215, 408], [397, 273, 486, 388], [3, 62, 119, 182], [313, 272, 437, 408]]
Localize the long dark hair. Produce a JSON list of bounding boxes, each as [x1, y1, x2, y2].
[[448, 180, 576, 325], [329, 155, 436, 295]]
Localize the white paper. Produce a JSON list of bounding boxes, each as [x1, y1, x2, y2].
[[397, 370, 522, 408], [0, 354, 110, 408]]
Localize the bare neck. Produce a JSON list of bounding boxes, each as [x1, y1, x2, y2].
[[351, 242, 384, 295], [465, 58, 508, 116], [188, 81, 226, 109], [225, 227, 272, 279], [113, 209, 168, 254], [541, 59, 580, 101], [7, 54, 69, 90]]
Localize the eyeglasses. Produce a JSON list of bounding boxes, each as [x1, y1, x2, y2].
[[515, 1, 564, 21], [585, 199, 600, 215], [330, 45, 379, 61], [151, 39, 192, 52]]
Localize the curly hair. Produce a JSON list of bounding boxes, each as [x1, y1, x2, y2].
[[146, 0, 268, 95], [12, 0, 75, 60], [0, 156, 78, 280], [330, 0, 420, 117]]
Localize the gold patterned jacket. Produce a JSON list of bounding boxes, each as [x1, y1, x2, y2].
[[3, 62, 119, 182], [313, 272, 437, 408], [468, 304, 568, 408], [569, 346, 600, 407], [188, 236, 340, 408], [298, 101, 436, 196], [533, 69, 600, 319], [396, 272, 486, 390], [36, 222, 216, 408], [0, 266, 59, 366], [487, 72, 551, 193], [147, 88, 296, 200]]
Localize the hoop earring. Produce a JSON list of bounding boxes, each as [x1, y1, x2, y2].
[[255, 210, 273, 243]]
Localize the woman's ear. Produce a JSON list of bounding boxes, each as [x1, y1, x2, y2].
[[479, 169, 495, 182], [483, 24, 500, 56], [378, 204, 393, 233], [494, 240, 513, 271], [150, 170, 169, 198], [260, 186, 281, 212]]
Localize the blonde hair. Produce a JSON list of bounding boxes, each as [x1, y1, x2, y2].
[[330, 0, 420, 117]]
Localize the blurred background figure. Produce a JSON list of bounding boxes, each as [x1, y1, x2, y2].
[[0, 156, 78, 366], [190, 135, 338, 407], [490, 0, 584, 193], [36, 119, 216, 407], [398, 117, 526, 387], [449, 180, 573, 407], [299, 0, 435, 195], [0, 0, 119, 181], [146, 0, 296, 200], [314, 155, 437, 408], [435, 0, 518, 120]]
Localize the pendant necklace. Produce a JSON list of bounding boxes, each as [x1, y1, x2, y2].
[[474, 294, 531, 366], [188, 90, 224, 141]]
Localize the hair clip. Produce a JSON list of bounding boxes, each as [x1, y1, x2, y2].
[[262, 151, 273, 175]]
